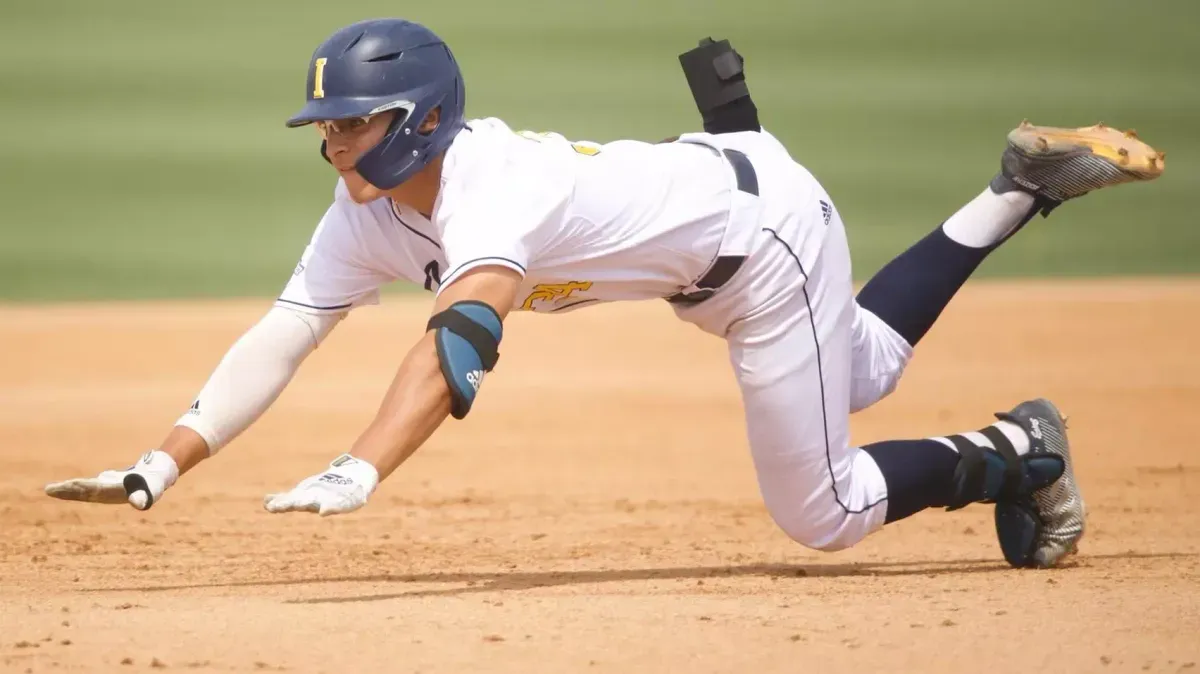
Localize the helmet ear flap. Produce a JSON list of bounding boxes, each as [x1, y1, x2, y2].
[[355, 90, 461, 189], [320, 139, 332, 164]]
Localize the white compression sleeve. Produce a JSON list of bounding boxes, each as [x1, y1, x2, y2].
[[174, 306, 344, 455]]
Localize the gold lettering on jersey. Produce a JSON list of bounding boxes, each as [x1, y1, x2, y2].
[[514, 129, 601, 157], [521, 281, 593, 311], [313, 58, 328, 99]]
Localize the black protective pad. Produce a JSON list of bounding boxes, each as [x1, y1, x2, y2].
[[945, 436, 986, 510], [679, 37, 750, 111], [979, 425, 1024, 500], [996, 499, 1042, 568]]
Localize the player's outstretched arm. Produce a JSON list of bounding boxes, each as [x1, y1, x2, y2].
[[262, 266, 520, 517], [44, 305, 343, 510]]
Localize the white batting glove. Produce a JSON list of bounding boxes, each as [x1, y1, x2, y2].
[[263, 454, 379, 517], [44, 450, 179, 511]]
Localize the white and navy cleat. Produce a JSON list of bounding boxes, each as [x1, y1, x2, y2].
[[994, 398, 1086, 568], [991, 121, 1166, 215]]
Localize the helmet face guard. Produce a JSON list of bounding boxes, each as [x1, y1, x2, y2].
[[286, 19, 466, 189]]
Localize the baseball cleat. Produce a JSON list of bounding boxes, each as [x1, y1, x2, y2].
[[990, 121, 1165, 211], [993, 398, 1085, 568]]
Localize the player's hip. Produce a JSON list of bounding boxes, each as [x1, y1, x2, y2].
[[664, 132, 841, 337]]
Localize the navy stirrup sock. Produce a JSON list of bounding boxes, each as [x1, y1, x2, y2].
[[863, 439, 961, 523], [856, 225, 993, 347]]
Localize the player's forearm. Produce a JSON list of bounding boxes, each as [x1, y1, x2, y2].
[[169, 307, 339, 469], [157, 425, 210, 475], [349, 332, 451, 480]]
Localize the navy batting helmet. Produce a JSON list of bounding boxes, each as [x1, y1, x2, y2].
[[286, 18, 466, 189]]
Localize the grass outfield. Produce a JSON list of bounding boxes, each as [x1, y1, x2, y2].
[[1, 0, 1197, 301]]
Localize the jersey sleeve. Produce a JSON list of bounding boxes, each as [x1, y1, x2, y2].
[[276, 198, 393, 315], [434, 149, 572, 291]]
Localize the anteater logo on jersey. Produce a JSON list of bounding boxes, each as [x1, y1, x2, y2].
[[521, 281, 593, 311]]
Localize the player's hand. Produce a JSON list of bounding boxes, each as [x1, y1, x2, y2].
[[44, 450, 179, 511], [262, 454, 379, 517]]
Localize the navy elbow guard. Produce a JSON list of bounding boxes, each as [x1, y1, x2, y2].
[[428, 301, 503, 420]]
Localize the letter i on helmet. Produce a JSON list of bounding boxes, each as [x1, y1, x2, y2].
[[285, 18, 467, 189]]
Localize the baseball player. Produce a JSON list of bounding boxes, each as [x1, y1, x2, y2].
[[45, 18, 1165, 568]]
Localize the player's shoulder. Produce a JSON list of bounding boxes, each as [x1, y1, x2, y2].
[[442, 117, 517, 169], [442, 117, 573, 190], [462, 116, 517, 140]]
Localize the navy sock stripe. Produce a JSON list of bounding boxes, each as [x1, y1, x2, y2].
[[946, 434, 977, 455], [764, 228, 887, 516], [979, 425, 1014, 454]]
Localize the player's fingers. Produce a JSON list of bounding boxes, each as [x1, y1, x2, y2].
[[262, 492, 297, 513], [44, 478, 128, 504], [317, 495, 360, 517], [263, 490, 320, 514], [127, 490, 150, 511]]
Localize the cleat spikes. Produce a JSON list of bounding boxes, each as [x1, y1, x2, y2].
[[996, 122, 1166, 203]]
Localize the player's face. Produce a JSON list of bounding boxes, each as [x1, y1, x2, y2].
[[318, 110, 397, 203]]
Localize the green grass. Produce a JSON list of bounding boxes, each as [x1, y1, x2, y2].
[[1, 0, 1197, 301]]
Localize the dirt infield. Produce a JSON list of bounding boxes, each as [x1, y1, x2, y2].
[[2, 279, 1198, 673]]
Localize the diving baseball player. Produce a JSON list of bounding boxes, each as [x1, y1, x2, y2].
[[45, 18, 1166, 568]]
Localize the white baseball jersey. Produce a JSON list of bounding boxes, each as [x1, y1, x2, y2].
[[276, 117, 915, 553], [278, 117, 753, 316]]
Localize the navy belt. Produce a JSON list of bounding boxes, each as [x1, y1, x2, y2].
[[666, 148, 756, 306]]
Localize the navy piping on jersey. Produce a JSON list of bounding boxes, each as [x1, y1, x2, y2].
[[275, 298, 353, 311], [762, 227, 888, 516], [441, 256, 527, 286], [388, 202, 442, 250]]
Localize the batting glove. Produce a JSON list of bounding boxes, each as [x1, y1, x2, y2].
[[44, 450, 179, 511], [262, 454, 379, 517]]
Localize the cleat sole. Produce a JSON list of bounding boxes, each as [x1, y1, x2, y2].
[[1007, 123, 1165, 181]]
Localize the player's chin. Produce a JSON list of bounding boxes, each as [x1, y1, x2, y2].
[[340, 170, 384, 204]]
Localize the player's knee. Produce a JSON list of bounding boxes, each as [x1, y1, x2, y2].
[[849, 368, 906, 413], [759, 454, 886, 552], [762, 495, 867, 552], [849, 305, 913, 413]]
